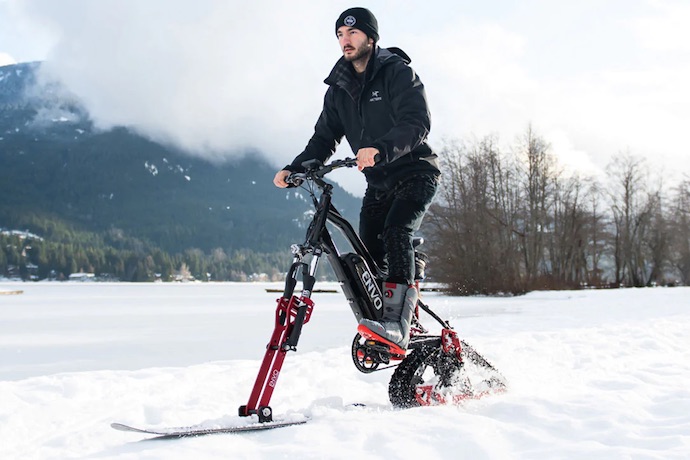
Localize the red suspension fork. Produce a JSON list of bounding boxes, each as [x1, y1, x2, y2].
[[239, 256, 318, 423], [238, 294, 314, 422]]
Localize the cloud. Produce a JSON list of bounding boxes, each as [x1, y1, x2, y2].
[[19, 0, 350, 166], [0, 52, 17, 67], [631, 0, 690, 52], [9, 0, 690, 195], [409, 9, 690, 183], [543, 128, 603, 179], [0, 0, 57, 64], [412, 20, 535, 143]]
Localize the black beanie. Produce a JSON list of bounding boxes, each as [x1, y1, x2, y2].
[[335, 7, 379, 43]]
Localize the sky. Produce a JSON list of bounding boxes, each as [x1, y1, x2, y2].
[[1, 0, 689, 195]]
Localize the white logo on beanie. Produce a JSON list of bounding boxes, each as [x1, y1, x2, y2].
[[344, 15, 356, 26]]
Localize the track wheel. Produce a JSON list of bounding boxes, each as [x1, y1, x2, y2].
[[388, 345, 463, 408]]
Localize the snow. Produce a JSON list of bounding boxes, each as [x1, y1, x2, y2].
[[0, 229, 44, 241], [1, 282, 689, 459], [144, 161, 159, 176]]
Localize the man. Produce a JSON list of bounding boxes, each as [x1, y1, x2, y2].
[[273, 7, 440, 351]]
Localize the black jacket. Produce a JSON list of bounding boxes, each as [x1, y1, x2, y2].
[[287, 46, 439, 190]]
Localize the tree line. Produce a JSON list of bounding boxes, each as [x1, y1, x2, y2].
[[0, 226, 293, 282], [4, 125, 689, 291], [424, 126, 690, 295]]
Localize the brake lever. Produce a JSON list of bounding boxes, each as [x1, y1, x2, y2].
[[286, 173, 305, 188]]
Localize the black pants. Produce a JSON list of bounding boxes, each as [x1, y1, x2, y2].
[[359, 173, 439, 285]]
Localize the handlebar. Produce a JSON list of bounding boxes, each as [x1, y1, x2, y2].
[[286, 157, 358, 187]]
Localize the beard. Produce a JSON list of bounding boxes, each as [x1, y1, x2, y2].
[[343, 41, 372, 62]]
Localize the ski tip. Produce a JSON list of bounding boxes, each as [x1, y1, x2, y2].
[[110, 422, 148, 433]]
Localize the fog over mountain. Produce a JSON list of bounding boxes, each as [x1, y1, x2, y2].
[[4, 1, 690, 195]]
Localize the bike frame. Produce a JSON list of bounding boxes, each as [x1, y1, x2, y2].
[[239, 159, 375, 422], [238, 159, 453, 421]]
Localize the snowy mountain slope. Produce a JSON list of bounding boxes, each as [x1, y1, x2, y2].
[[0, 62, 40, 105], [0, 62, 362, 259], [1, 282, 688, 459]]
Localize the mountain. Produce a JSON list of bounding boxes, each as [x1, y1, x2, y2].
[[0, 62, 361, 280]]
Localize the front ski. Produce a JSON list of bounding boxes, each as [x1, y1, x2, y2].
[[111, 418, 307, 439]]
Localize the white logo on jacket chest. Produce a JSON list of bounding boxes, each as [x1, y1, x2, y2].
[[369, 90, 383, 103]]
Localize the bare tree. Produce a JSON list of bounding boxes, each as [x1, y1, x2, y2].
[[668, 178, 690, 284], [549, 173, 591, 287], [484, 136, 523, 289], [425, 136, 524, 294], [644, 189, 670, 285], [606, 152, 668, 286], [424, 132, 678, 294], [514, 125, 556, 286], [584, 179, 608, 286], [424, 140, 471, 291]]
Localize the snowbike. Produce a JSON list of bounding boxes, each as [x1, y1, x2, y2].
[[238, 158, 506, 423]]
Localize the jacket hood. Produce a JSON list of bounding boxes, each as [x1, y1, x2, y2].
[[384, 47, 411, 64], [324, 46, 411, 88]]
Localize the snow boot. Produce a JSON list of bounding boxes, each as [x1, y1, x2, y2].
[[358, 282, 418, 350]]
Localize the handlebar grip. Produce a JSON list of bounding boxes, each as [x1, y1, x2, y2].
[[284, 158, 357, 185]]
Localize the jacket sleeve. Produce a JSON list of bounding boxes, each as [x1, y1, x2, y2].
[[369, 64, 431, 164], [286, 88, 344, 172]]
